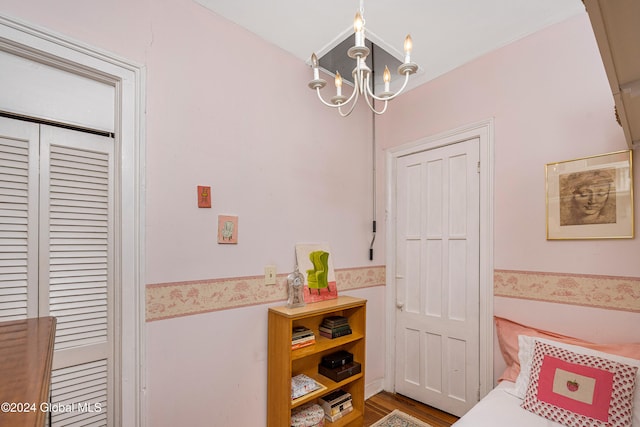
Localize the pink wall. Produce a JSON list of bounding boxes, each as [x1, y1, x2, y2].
[[377, 12, 640, 382], [378, 13, 639, 278], [142, 3, 380, 283], [2, 1, 638, 424], [0, 0, 387, 425]]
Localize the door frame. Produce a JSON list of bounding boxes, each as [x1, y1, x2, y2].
[[385, 119, 494, 400], [0, 13, 146, 426]]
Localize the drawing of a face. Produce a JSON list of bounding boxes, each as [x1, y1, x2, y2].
[[572, 182, 611, 217], [561, 168, 616, 226]]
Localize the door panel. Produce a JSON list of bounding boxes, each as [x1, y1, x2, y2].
[[395, 138, 480, 417], [0, 117, 39, 320], [0, 118, 113, 426], [40, 125, 113, 426]]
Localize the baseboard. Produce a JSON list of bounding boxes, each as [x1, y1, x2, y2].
[[365, 378, 385, 400]]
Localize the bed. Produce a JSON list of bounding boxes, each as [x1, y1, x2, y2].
[[454, 381, 566, 427], [453, 317, 640, 427]]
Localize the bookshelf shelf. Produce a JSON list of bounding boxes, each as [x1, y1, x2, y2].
[[292, 332, 365, 360], [291, 381, 328, 408], [267, 295, 366, 427]]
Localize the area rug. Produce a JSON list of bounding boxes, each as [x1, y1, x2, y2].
[[371, 409, 433, 427]]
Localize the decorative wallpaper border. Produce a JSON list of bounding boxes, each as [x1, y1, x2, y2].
[[494, 269, 640, 313], [146, 267, 639, 321], [146, 265, 386, 322]]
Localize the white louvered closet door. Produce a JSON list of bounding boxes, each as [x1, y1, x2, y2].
[[39, 125, 114, 427], [0, 118, 39, 321], [0, 117, 113, 426]]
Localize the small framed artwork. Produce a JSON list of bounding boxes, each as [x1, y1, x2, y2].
[[546, 150, 633, 240], [295, 243, 338, 303], [217, 215, 238, 244], [197, 186, 211, 208]]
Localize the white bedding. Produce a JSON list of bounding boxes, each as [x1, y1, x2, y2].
[[452, 381, 565, 427]]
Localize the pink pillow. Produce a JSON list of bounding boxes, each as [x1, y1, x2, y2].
[[521, 341, 637, 427], [495, 316, 640, 382]]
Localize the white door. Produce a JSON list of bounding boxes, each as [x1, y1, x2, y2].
[[0, 118, 114, 426], [0, 21, 143, 425], [41, 125, 114, 426], [394, 137, 480, 416]]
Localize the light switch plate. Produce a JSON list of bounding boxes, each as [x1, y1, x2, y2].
[[264, 265, 277, 285]]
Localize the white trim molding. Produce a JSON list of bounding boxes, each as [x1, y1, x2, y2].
[[384, 118, 495, 399], [0, 14, 146, 427]]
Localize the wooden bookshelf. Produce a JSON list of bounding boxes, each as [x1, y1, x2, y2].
[[267, 296, 366, 427]]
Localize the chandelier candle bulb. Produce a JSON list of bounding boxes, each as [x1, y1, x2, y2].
[[354, 12, 364, 47], [383, 66, 391, 92], [311, 53, 320, 80], [404, 34, 413, 63], [335, 71, 343, 96]]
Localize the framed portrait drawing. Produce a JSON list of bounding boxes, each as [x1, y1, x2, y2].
[[546, 150, 634, 240]]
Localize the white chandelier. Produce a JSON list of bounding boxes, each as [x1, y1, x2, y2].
[[308, 6, 418, 117]]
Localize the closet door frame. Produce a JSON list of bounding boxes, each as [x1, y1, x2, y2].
[[0, 13, 146, 427]]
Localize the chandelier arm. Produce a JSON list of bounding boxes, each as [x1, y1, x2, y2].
[[341, 81, 361, 106], [315, 80, 360, 109], [366, 72, 412, 102], [337, 87, 360, 117], [362, 90, 389, 115], [315, 88, 341, 108]]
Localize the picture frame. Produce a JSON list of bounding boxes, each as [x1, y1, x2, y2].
[[217, 215, 238, 244], [546, 150, 634, 240], [295, 243, 338, 303], [197, 185, 211, 208]]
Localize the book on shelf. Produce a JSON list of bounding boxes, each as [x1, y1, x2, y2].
[[324, 405, 353, 422], [319, 389, 351, 404], [319, 328, 352, 339], [323, 400, 352, 417], [291, 326, 315, 340], [292, 334, 315, 345], [291, 374, 322, 400], [318, 389, 352, 416], [321, 315, 349, 327], [292, 326, 314, 339], [291, 339, 315, 350], [291, 326, 316, 349], [319, 316, 351, 339], [318, 323, 351, 332], [318, 324, 351, 334]]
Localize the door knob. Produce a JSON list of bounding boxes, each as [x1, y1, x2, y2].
[[396, 302, 404, 310]]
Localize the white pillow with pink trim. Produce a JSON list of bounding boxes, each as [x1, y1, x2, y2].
[[520, 340, 637, 427]]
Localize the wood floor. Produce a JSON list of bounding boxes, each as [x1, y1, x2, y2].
[[364, 391, 459, 427]]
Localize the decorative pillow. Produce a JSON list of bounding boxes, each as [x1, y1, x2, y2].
[[495, 316, 640, 382], [514, 336, 640, 426], [521, 341, 637, 427], [514, 336, 640, 396]]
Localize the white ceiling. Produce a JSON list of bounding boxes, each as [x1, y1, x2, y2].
[[194, 0, 586, 91]]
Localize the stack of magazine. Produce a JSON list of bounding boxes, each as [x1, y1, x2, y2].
[[291, 374, 322, 400], [319, 315, 352, 339], [318, 389, 353, 422], [292, 325, 315, 350]]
